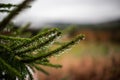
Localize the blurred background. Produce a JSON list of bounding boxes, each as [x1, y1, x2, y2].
[[0, 0, 120, 80]]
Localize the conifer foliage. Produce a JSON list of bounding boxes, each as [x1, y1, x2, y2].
[[0, 0, 85, 80]]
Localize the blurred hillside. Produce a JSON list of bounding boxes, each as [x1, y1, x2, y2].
[[14, 19, 120, 43], [48, 19, 120, 43]]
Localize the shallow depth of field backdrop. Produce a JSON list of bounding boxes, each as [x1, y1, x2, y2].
[[0, 0, 120, 80]]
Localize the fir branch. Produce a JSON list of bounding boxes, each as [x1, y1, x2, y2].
[[31, 28, 60, 41], [0, 35, 31, 41], [0, 3, 17, 9], [12, 28, 60, 50], [35, 62, 62, 68], [0, 57, 21, 78], [15, 30, 61, 55], [0, 44, 11, 53], [20, 34, 85, 63], [32, 64, 49, 75], [0, 0, 33, 31], [0, 9, 11, 13], [41, 58, 49, 62]]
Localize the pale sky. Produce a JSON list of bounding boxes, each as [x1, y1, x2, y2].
[[0, 0, 120, 27]]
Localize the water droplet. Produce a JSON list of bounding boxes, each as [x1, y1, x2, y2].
[[45, 37, 48, 40], [2, 72, 5, 75], [49, 34, 51, 37], [51, 33, 55, 36], [82, 37, 85, 40]]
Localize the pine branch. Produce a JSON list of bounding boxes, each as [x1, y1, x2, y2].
[[0, 0, 33, 31], [0, 44, 11, 53], [0, 9, 11, 13], [0, 3, 31, 9], [12, 28, 60, 50], [0, 3, 17, 9], [20, 34, 85, 63], [32, 63, 49, 75], [0, 58, 21, 78], [0, 35, 31, 41], [35, 62, 62, 68], [15, 29, 61, 55]]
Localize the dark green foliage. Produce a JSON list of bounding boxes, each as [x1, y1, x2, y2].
[[0, 3, 17, 8], [0, 3, 17, 13], [0, 0, 85, 80], [0, 2, 31, 13], [0, 0, 33, 31]]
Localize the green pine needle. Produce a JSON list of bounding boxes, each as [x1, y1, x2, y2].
[[0, 57, 22, 78], [35, 62, 62, 68], [20, 34, 85, 63], [32, 64, 49, 75]]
